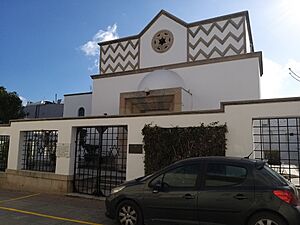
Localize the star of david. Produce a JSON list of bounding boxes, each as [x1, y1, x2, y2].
[[159, 37, 166, 46]]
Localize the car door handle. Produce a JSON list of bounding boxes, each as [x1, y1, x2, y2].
[[183, 194, 195, 199], [233, 194, 248, 200]]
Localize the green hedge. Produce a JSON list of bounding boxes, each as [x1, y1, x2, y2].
[[142, 122, 227, 175]]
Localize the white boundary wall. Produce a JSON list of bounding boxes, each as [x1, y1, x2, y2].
[[1, 98, 300, 181]]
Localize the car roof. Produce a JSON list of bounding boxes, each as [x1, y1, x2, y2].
[[173, 156, 262, 166]]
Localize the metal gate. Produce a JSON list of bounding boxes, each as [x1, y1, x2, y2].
[[73, 126, 127, 196], [22, 130, 58, 172], [253, 117, 300, 187], [0, 135, 9, 172]]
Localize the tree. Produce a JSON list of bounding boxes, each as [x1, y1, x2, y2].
[[0, 86, 25, 124]]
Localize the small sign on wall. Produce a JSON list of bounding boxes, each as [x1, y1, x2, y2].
[[56, 143, 70, 158], [129, 144, 143, 154]]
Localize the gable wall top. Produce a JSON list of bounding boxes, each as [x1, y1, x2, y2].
[[97, 10, 254, 76]]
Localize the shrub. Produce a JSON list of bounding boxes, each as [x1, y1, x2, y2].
[[142, 122, 227, 175]]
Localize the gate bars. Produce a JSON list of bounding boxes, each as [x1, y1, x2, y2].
[[253, 118, 300, 187], [0, 135, 9, 172], [22, 130, 58, 172], [73, 126, 127, 196]]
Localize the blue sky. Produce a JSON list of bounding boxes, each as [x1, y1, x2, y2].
[[1, 0, 300, 103]]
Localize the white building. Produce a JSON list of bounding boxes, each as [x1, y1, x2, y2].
[[0, 10, 299, 195], [64, 10, 262, 117]]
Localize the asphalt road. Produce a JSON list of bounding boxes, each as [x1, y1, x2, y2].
[[0, 189, 117, 225]]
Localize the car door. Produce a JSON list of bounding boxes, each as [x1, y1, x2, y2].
[[142, 163, 202, 225], [197, 162, 255, 225]]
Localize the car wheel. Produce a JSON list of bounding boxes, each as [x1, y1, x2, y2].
[[116, 200, 143, 225], [248, 212, 287, 225]]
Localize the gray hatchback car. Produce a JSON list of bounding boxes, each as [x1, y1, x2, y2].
[[105, 157, 300, 225]]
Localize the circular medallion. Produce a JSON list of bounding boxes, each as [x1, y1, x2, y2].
[[151, 30, 174, 53]]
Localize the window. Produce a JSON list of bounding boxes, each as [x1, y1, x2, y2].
[[22, 130, 58, 172], [164, 166, 198, 188], [149, 174, 164, 187], [264, 165, 288, 185], [78, 107, 85, 117], [0, 135, 9, 172], [158, 165, 199, 189], [205, 164, 247, 187]]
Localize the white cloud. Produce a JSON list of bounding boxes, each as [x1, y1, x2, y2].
[[19, 96, 27, 106], [276, 0, 300, 27], [88, 58, 99, 72], [261, 57, 300, 98], [81, 24, 118, 57]]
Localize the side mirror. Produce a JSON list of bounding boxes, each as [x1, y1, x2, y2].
[[152, 180, 162, 193]]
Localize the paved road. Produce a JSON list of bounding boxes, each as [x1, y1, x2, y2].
[[0, 189, 117, 225]]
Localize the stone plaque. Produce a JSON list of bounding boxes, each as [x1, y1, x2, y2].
[[129, 144, 143, 154], [56, 143, 70, 158]]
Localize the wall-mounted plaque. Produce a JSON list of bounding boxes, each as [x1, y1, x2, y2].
[[56, 143, 70, 158], [152, 30, 174, 53], [129, 144, 143, 154]]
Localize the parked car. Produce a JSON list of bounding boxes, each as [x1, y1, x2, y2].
[[105, 157, 300, 225]]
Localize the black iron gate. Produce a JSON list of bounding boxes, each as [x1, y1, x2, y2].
[[73, 126, 127, 196], [22, 130, 58, 172], [0, 135, 9, 172], [253, 117, 300, 187]]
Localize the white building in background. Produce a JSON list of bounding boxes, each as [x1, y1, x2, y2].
[[64, 10, 262, 117], [0, 10, 299, 195], [24, 100, 64, 119]]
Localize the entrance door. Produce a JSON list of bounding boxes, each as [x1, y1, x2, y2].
[[73, 126, 127, 196]]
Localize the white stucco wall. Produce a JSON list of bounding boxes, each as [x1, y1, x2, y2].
[[6, 120, 75, 175], [140, 14, 187, 69], [92, 74, 146, 116], [0, 126, 11, 136], [176, 57, 261, 110], [92, 56, 260, 115], [2, 99, 300, 181], [181, 88, 193, 111], [63, 93, 92, 117]]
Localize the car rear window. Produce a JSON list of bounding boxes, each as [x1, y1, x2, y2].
[[205, 164, 247, 187], [263, 165, 289, 185]]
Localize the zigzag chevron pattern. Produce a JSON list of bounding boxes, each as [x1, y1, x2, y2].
[[188, 16, 246, 61], [100, 39, 139, 74]]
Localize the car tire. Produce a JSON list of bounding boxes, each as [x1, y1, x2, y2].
[[116, 200, 143, 225], [247, 212, 287, 225]]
